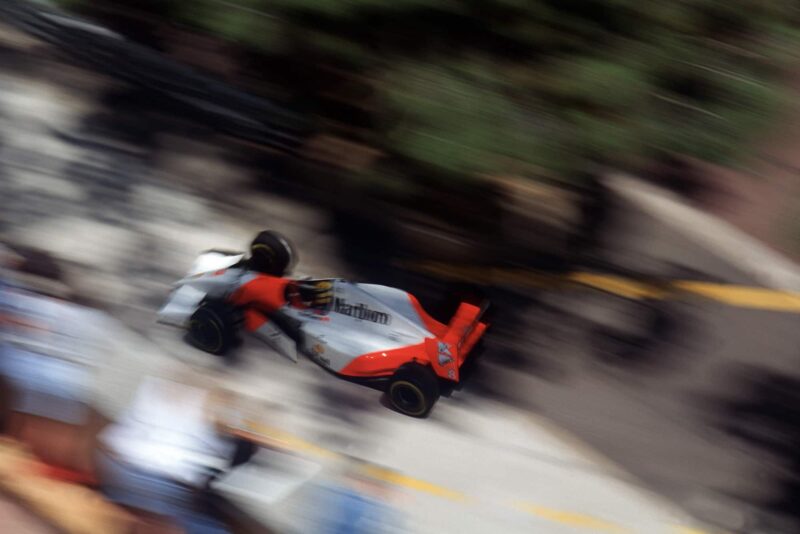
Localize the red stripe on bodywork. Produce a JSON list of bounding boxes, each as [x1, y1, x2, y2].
[[228, 275, 291, 331], [229, 274, 289, 311], [460, 322, 487, 362], [242, 308, 268, 332], [339, 302, 488, 382], [338, 342, 429, 378]]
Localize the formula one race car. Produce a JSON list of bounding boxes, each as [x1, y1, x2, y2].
[[158, 230, 489, 417]]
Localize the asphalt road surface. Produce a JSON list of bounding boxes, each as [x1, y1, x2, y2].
[[2, 21, 800, 534]]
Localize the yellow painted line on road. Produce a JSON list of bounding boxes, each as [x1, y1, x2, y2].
[[402, 260, 800, 313], [235, 421, 339, 460], [516, 502, 631, 533], [236, 419, 709, 531], [237, 421, 467, 501], [673, 527, 714, 534], [362, 464, 468, 501], [672, 281, 800, 312], [566, 272, 668, 300]]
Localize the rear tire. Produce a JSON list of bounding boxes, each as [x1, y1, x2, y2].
[[387, 363, 440, 418], [188, 300, 240, 355], [249, 230, 296, 276]]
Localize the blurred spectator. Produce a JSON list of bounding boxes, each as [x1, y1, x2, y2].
[[304, 457, 407, 534], [0, 243, 22, 274], [0, 244, 101, 475], [0, 244, 24, 325], [95, 376, 257, 534]]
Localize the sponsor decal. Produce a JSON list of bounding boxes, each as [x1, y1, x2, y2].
[[333, 298, 391, 325], [310, 342, 330, 366], [300, 310, 330, 321], [437, 341, 454, 366]]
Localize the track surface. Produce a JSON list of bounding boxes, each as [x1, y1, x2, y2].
[[2, 21, 799, 533]]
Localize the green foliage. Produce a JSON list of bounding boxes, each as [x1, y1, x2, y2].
[[179, 1, 282, 51], [55, 0, 800, 183], [386, 63, 525, 173]]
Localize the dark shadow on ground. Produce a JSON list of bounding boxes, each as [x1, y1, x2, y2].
[[588, 297, 695, 372], [0, 41, 43, 77], [326, 199, 704, 397], [0, 45, 764, 533], [645, 154, 730, 204], [715, 366, 800, 533]]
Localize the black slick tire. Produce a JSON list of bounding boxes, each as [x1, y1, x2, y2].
[[188, 300, 239, 355], [387, 363, 440, 418]]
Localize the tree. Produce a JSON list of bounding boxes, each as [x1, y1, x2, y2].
[[57, 0, 800, 187]]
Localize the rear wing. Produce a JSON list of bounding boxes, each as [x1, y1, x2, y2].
[[427, 300, 489, 381]]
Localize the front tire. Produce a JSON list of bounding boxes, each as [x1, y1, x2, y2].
[[387, 363, 440, 418], [188, 300, 239, 355]]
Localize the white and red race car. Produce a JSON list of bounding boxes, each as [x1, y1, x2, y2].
[[158, 231, 489, 417]]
